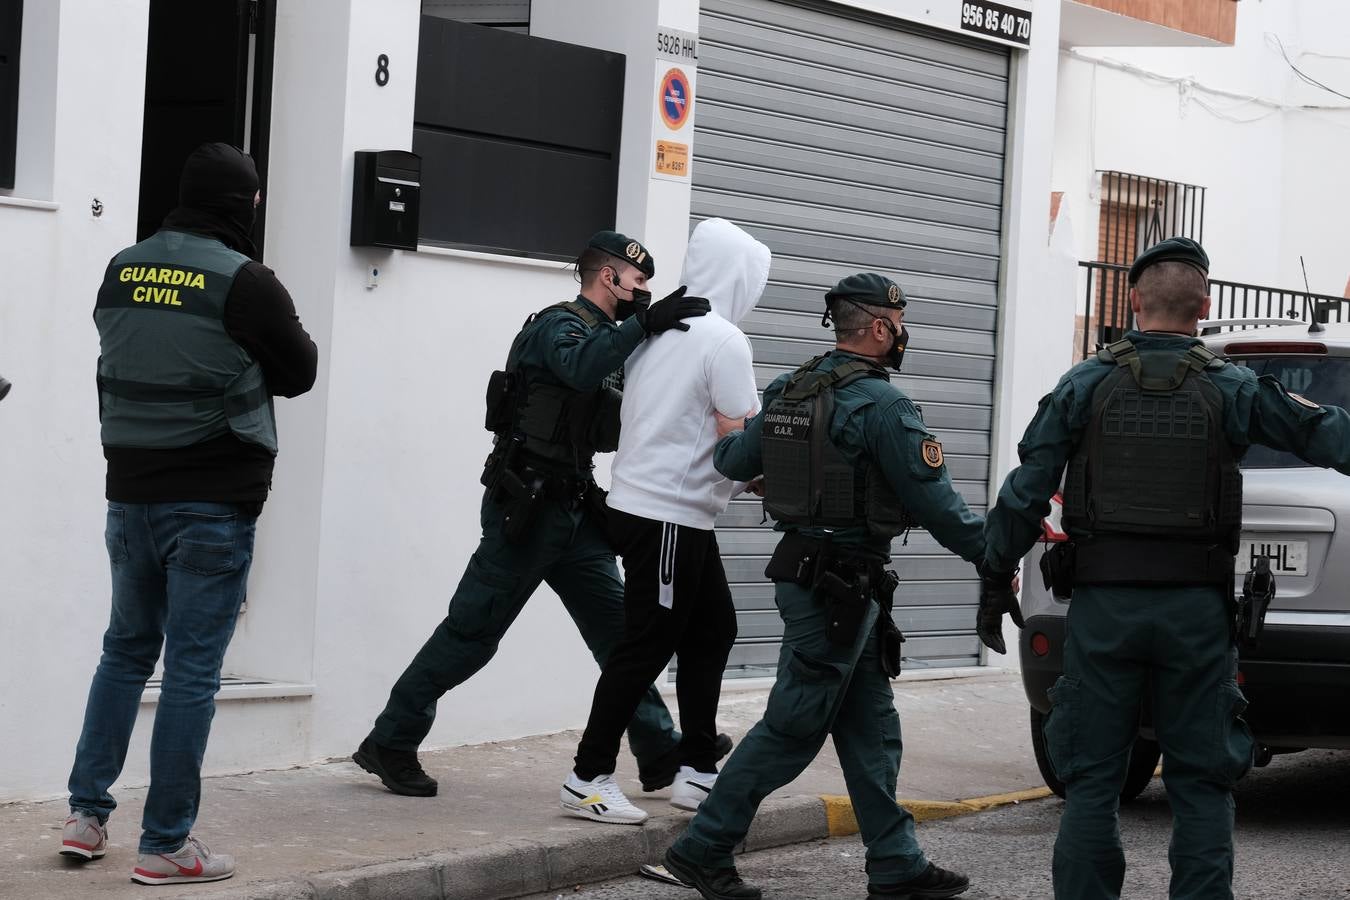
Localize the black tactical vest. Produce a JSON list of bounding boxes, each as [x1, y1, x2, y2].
[[1063, 338, 1242, 580], [761, 354, 912, 538], [483, 300, 622, 469]]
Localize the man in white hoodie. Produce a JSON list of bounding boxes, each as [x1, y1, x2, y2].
[[560, 218, 771, 825]]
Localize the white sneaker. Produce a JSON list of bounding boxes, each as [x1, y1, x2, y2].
[[560, 772, 649, 825], [670, 766, 717, 812], [59, 811, 107, 860], [130, 835, 234, 885]]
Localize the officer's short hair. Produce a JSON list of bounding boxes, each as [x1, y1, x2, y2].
[[1135, 260, 1209, 322], [829, 299, 891, 334], [578, 248, 636, 289]]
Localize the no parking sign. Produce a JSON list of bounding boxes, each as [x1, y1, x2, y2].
[[658, 67, 692, 131]]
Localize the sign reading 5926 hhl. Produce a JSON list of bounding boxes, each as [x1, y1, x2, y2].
[[960, 1, 1032, 46]]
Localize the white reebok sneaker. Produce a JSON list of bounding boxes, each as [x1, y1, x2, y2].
[[670, 766, 717, 812], [560, 772, 649, 825]]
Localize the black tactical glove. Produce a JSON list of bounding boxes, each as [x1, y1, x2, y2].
[[976, 562, 1024, 655], [635, 285, 711, 335]]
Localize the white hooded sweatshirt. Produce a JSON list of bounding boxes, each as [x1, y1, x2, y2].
[[607, 218, 771, 529]]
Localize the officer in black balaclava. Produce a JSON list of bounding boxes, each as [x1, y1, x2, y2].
[[65, 143, 316, 884]]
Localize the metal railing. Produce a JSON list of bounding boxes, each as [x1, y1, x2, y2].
[[1078, 261, 1350, 358]]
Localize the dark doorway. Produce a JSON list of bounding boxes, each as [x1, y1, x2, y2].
[[136, 0, 275, 254]]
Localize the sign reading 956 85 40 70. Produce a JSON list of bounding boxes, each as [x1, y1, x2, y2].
[[960, 1, 1032, 47]]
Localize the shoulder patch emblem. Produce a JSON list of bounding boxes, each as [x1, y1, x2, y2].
[[921, 438, 944, 469], [1288, 391, 1321, 410]]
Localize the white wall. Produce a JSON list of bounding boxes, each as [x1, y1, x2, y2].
[[1052, 0, 1350, 295], [0, 0, 153, 801], [984, 0, 1069, 664]]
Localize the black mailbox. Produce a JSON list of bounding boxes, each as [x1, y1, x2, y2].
[[351, 150, 421, 250]]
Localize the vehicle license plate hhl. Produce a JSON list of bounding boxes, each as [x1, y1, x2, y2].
[[1235, 540, 1309, 576]]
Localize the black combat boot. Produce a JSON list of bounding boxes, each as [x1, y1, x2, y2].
[[640, 733, 734, 792], [867, 862, 970, 899], [352, 736, 438, 797], [663, 846, 762, 900]]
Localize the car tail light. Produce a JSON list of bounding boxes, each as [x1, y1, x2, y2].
[[1223, 341, 1327, 356], [1040, 492, 1068, 543], [1237, 670, 1245, 686], [1030, 632, 1051, 657]]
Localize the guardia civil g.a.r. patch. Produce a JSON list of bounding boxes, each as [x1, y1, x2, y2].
[[921, 438, 944, 469]]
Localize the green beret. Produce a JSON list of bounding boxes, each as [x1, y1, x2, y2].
[[1128, 237, 1209, 285], [586, 230, 655, 278], [824, 272, 906, 309]]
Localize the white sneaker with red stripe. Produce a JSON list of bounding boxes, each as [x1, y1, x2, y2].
[[59, 811, 108, 860], [560, 772, 649, 825], [131, 835, 234, 885]]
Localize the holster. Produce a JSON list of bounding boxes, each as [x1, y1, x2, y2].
[[497, 466, 545, 545], [1040, 542, 1076, 600], [1236, 555, 1276, 650], [819, 568, 869, 647], [876, 568, 905, 677]]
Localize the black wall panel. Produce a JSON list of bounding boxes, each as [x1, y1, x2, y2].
[[0, 0, 22, 190], [413, 17, 625, 257]]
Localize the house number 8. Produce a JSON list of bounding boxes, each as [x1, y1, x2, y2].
[[375, 54, 390, 86]]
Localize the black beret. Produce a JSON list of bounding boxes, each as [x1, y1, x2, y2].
[[824, 272, 906, 309], [1128, 237, 1210, 285], [586, 230, 655, 278]]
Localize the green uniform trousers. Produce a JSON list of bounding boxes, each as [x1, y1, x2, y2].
[[372, 493, 677, 764], [1044, 584, 1254, 900], [672, 581, 928, 882]]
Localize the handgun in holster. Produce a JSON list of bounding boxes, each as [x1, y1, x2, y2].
[[1236, 554, 1276, 650], [1040, 541, 1076, 600], [818, 568, 869, 647]]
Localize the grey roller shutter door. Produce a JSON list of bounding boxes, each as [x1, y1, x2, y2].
[[693, 0, 1009, 676]]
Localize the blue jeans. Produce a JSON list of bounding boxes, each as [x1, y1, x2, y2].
[[68, 502, 257, 853]]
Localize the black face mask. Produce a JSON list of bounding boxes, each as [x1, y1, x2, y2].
[[880, 319, 910, 371], [614, 286, 651, 321]]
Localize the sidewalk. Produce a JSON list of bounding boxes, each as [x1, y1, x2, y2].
[[0, 672, 1049, 900]]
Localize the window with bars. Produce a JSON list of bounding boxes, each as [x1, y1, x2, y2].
[[1092, 171, 1207, 343]]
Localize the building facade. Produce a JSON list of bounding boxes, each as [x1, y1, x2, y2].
[[8, 0, 1274, 802]]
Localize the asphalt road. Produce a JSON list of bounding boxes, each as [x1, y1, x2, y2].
[[523, 749, 1350, 900]]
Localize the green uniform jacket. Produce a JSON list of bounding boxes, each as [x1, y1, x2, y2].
[[507, 295, 646, 471], [512, 295, 645, 393], [714, 350, 986, 562], [985, 330, 1350, 572]]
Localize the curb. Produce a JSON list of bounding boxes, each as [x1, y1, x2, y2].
[[200, 789, 1053, 900], [822, 787, 1056, 837]]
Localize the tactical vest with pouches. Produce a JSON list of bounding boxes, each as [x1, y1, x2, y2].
[[483, 300, 622, 469], [1063, 337, 1242, 584], [761, 354, 912, 538]]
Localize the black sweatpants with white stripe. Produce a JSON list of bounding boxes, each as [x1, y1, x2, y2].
[[573, 506, 737, 779]]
